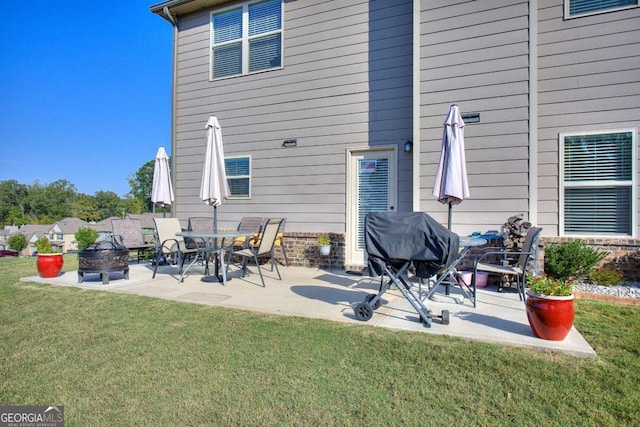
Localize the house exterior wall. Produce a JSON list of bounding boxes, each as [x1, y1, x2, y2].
[[154, 0, 640, 269], [417, 0, 640, 239], [417, 0, 532, 236], [169, 0, 414, 233], [536, 0, 640, 237]]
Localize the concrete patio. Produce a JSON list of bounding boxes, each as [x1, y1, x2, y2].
[[22, 262, 596, 358]]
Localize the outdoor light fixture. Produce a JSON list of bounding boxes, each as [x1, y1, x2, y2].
[[282, 139, 297, 148], [404, 140, 413, 153]]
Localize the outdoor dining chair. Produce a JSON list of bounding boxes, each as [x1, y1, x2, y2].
[[111, 218, 155, 263], [273, 217, 290, 266], [186, 217, 212, 249], [244, 217, 290, 268], [231, 217, 264, 249], [228, 218, 283, 287], [472, 226, 543, 302], [152, 218, 199, 279]]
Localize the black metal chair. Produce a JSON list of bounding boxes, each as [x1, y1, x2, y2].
[[472, 227, 543, 302], [152, 218, 199, 279], [228, 218, 283, 287]]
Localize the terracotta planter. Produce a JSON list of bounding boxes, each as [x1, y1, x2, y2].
[[525, 291, 575, 341], [36, 253, 64, 278]]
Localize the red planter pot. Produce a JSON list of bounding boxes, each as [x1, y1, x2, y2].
[[36, 253, 64, 278], [526, 291, 575, 341]]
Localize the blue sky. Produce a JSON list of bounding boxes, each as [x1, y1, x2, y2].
[[0, 1, 173, 197]]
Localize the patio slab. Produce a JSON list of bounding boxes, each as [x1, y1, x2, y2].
[[22, 263, 596, 358]]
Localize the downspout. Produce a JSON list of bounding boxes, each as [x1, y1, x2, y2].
[[529, 0, 539, 226], [163, 6, 179, 218], [412, 0, 421, 211]]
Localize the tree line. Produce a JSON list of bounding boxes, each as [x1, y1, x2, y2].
[[0, 159, 168, 227]]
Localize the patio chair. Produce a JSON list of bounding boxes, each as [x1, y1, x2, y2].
[[111, 218, 155, 263], [231, 217, 264, 249], [228, 218, 283, 287], [273, 217, 290, 266], [186, 217, 212, 249], [245, 217, 290, 268], [472, 226, 542, 302], [152, 218, 199, 279]]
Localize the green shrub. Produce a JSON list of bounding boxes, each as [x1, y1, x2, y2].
[[75, 227, 98, 251], [35, 237, 59, 254], [317, 234, 331, 246], [8, 233, 28, 253], [543, 240, 608, 281], [589, 267, 624, 287]]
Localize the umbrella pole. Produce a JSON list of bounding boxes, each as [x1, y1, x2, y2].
[[213, 206, 219, 277], [448, 202, 453, 230]]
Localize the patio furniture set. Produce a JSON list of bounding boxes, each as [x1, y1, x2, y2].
[[101, 213, 542, 329]]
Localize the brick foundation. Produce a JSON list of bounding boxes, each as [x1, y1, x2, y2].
[[274, 233, 640, 282]]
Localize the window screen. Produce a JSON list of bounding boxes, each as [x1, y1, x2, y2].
[[562, 131, 635, 235], [357, 159, 389, 249], [567, 0, 637, 17], [211, 0, 282, 79], [225, 156, 251, 198]]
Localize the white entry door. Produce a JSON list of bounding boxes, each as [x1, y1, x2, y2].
[[346, 147, 398, 266]]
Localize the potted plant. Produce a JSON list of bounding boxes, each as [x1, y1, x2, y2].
[[525, 274, 576, 341], [35, 237, 64, 278], [75, 227, 98, 251], [317, 234, 331, 256]]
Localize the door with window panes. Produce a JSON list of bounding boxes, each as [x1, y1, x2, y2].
[[347, 148, 397, 266]]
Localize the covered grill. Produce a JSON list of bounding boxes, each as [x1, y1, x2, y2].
[[354, 212, 459, 327]]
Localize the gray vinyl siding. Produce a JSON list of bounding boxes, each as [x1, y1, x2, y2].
[[537, 1, 640, 237], [418, 0, 531, 235], [171, 0, 413, 232]]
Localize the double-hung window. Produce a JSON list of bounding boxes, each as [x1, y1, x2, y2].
[[225, 156, 251, 198], [565, 0, 638, 18], [560, 130, 637, 236], [211, 0, 282, 79]]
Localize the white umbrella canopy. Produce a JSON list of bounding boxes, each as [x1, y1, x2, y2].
[[432, 104, 469, 229], [151, 146, 174, 212], [200, 116, 230, 231]]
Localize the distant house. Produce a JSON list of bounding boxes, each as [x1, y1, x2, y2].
[[15, 224, 52, 255], [50, 217, 90, 252], [151, 0, 640, 268]]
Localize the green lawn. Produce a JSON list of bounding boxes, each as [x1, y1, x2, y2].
[[1, 255, 639, 426]]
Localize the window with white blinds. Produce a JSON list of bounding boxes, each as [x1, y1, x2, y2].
[[225, 156, 251, 198], [357, 159, 389, 249], [560, 130, 636, 236], [565, 0, 637, 18], [211, 0, 282, 79]]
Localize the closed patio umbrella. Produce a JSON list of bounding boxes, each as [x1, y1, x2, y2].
[[151, 146, 174, 215], [432, 104, 469, 230], [200, 116, 230, 233]]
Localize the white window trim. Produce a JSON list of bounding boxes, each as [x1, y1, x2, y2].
[[225, 155, 252, 200], [209, 0, 284, 81], [559, 128, 637, 238], [564, 0, 638, 19]]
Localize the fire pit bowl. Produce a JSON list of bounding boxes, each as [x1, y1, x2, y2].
[[78, 241, 129, 284]]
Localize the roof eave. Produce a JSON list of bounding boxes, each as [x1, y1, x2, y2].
[[150, 0, 232, 20]]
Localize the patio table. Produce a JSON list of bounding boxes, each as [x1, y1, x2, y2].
[[176, 231, 252, 285], [422, 236, 487, 306]]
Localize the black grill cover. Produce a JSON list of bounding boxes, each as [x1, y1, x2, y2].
[[365, 212, 459, 278]]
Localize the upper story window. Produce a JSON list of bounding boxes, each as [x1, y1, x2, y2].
[[565, 0, 638, 18], [211, 0, 282, 80], [225, 156, 251, 198], [560, 129, 637, 237]]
